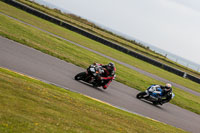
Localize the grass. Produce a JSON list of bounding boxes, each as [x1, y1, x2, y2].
[[15, 0, 200, 78], [0, 67, 187, 133], [1, 1, 200, 94], [0, 11, 200, 116], [0, 12, 159, 90]]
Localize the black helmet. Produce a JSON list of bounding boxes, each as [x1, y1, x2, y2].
[[107, 62, 115, 70]]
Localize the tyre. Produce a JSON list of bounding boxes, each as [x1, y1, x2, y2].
[[153, 101, 159, 105], [136, 92, 146, 99], [74, 72, 86, 80]]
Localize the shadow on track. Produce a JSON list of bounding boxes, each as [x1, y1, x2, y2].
[[73, 78, 106, 92], [136, 98, 164, 109]]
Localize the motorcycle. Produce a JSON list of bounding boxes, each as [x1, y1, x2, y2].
[[136, 86, 175, 105], [74, 64, 105, 88]]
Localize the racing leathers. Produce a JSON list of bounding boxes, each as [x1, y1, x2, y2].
[[94, 63, 116, 89], [148, 84, 172, 104]]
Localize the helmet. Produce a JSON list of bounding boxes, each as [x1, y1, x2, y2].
[[165, 83, 172, 89], [107, 62, 115, 70]]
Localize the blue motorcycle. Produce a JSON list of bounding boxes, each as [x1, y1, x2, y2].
[[136, 85, 175, 105]]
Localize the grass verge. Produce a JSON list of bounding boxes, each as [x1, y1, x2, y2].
[[0, 67, 187, 133], [15, 0, 200, 78], [0, 11, 200, 115], [0, 1, 200, 94]]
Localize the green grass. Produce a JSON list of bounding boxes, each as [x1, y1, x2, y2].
[[0, 11, 200, 116], [0, 12, 159, 90], [15, 0, 200, 78], [0, 67, 187, 133], [1, 1, 200, 94]]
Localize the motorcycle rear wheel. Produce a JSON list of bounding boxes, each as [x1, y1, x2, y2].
[[152, 101, 159, 105]]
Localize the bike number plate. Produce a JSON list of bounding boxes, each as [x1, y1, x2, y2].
[[90, 68, 95, 72]]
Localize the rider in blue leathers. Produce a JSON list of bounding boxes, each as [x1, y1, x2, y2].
[[148, 83, 172, 104]]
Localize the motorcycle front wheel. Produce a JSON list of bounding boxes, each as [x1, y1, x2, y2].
[[74, 72, 87, 80], [136, 91, 147, 99]]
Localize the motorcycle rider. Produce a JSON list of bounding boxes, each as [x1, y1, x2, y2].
[[161, 83, 173, 104], [149, 83, 172, 104], [94, 62, 116, 89]]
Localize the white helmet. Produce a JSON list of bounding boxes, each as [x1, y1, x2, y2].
[[165, 83, 172, 89]]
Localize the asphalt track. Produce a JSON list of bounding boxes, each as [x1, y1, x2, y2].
[[1, 11, 199, 97], [1, 36, 200, 132]]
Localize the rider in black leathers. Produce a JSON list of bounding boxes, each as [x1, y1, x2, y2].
[[94, 62, 116, 89]]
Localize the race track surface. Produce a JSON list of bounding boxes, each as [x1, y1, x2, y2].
[[1, 11, 199, 97], [0, 36, 200, 132]]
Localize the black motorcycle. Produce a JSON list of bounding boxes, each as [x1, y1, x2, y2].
[[136, 86, 175, 105], [74, 64, 105, 88]]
